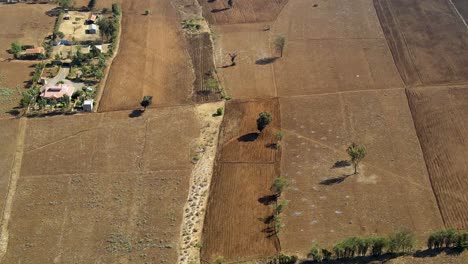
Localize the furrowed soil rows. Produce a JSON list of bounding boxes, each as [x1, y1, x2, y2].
[[187, 33, 222, 103], [407, 86, 468, 230], [200, 0, 289, 25], [1, 106, 201, 263], [201, 99, 281, 262], [374, 0, 468, 86], [99, 0, 194, 111], [279, 90, 443, 256]]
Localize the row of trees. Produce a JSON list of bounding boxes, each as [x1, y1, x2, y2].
[[308, 228, 468, 262]]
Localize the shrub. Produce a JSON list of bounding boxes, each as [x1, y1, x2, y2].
[[388, 230, 416, 254], [278, 253, 297, 264], [369, 236, 388, 256], [215, 107, 223, 116], [112, 3, 121, 16], [308, 244, 323, 262], [257, 111, 272, 132], [215, 256, 224, 264], [144, 9, 150, 15]]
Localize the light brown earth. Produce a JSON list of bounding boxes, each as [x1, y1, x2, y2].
[[201, 99, 281, 263], [407, 86, 468, 230], [374, 0, 468, 86], [279, 90, 444, 256], [0, 3, 55, 60], [0, 106, 201, 263], [200, 0, 288, 25], [98, 0, 195, 112]]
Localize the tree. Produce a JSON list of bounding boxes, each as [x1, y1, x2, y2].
[[274, 35, 286, 58], [88, 0, 96, 9], [275, 199, 289, 214], [144, 9, 150, 15], [58, 0, 73, 8], [274, 130, 284, 149], [271, 176, 288, 198], [140, 95, 153, 110], [10, 42, 22, 59], [61, 94, 71, 110], [94, 69, 104, 80], [388, 229, 416, 254], [346, 143, 367, 174], [256, 111, 272, 132]]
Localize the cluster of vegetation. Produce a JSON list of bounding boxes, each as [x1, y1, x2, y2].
[[428, 229, 468, 249], [271, 176, 289, 234], [68, 47, 107, 82], [181, 18, 203, 32], [307, 228, 468, 262], [31, 63, 46, 84]]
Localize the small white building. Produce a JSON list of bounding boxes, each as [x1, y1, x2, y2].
[[87, 24, 97, 34], [83, 99, 94, 112]]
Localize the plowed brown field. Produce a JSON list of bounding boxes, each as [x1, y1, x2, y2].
[[98, 0, 194, 111], [200, 0, 288, 25], [374, 0, 468, 86], [407, 86, 468, 230], [279, 90, 443, 256], [1, 106, 200, 263], [201, 99, 281, 262]]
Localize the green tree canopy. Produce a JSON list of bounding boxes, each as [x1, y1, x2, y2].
[[346, 143, 367, 174], [140, 95, 153, 110], [256, 111, 272, 132]]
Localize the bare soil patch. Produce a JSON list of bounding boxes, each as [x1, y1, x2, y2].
[[201, 99, 281, 262], [199, 0, 289, 25], [279, 90, 443, 257], [1, 106, 201, 263], [0, 3, 55, 59], [407, 86, 468, 230], [374, 0, 468, 86], [0, 62, 36, 118], [98, 0, 194, 112]]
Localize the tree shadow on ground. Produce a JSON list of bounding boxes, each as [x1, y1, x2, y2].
[[238, 132, 259, 142], [331, 160, 351, 169], [256, 57, 279, 65], [5, 109, 21, 117], [211, 7, 230, 13], [258, 194, 277, 205], [129, 109, 144, 118], [320, 174, 353, 186], [413, 247, 465, 258], [265, 143, 278, 149]]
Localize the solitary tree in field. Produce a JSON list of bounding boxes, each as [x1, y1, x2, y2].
[[144, 9, 151, 15], [274, 35, 286, 58], [140, 95, 153, 111], [228, 52, 237, 66], [271, 176, 288, 198], [346, 143, 367, 174], [274, 130, 284, 149], [256, 111, 272, 132]]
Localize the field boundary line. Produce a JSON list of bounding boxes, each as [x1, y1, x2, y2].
[[0, 118, 27, 261], [447, 0, 468, 30]]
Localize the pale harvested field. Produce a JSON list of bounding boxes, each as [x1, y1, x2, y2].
[[0, 3, 55, 59], [1, 106, 200, 263], [279, 90, 444, 256], [99, 0, 195, 111], [0, 119, 20, 224], [375, 0, 468, 86], [213, 24, 277, 100], [408, 86, 468, 230]]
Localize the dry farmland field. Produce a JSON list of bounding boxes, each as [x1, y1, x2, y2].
[[0, 106, 200, 263], [201, 99, 281, 262], [407, 86, 468, 230], [375, 0, 468, 86], [200, 0, 288, 25], [278, 90, 444, 255], [98, 0, 195, 112]]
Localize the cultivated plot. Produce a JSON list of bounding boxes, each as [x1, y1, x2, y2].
[[213, 24, 277, 100], [1, 106, 200, 263], [200, 0, 289, 25], [375, 0, 468, 86], [0, 3, 55, 59], [279, 90, 443, 256], [99, 0, 194, 111], [201, 99, 281, 262], [407, 86, 468, 230]]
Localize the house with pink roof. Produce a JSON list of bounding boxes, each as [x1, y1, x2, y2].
[[40, 84, 75, 99]]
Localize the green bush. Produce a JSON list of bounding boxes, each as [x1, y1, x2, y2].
[[278, 253, 298, 264], [428, 229, 468, 249], [368, 236, 388, 256], [215, 107, 223, 116], [308, 244, 323, 262], [388, 230, 416, 254]]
